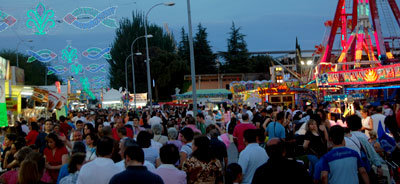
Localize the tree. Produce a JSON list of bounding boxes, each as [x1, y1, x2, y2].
[[108, 11, 187, 101], [178, 27, 189, 62], [221, 22, 250, 73], [0, 50, 60, 85], [193, 23, 216, 74], [248, 55, 274, 79]]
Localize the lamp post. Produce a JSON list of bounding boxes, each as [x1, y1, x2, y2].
[[131, 35, 151, 111], [144, 2, 175, 112], [186, 0, 197, 117], [16, 39, 33, 68], [125, 35, 152, 111]]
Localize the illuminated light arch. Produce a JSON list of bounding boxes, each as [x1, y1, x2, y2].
[[70, 64, 84, 75], [26, 2, 55, 35], [61, 45, 78, 63], [0, 10, 17, 32], [82, 47, 111, 60], [26, 49, 57, 63], [47, 65, 67, 75], [63, 7, 118, 30], [85, 64, 106, 73]]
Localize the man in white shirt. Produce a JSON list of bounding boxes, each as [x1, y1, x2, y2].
[[77, 137, 121, 184], [246, 107, 254, 122], [371, 106, 386, 133], [149, 111, 162, 126], [238, 129, 269, 184]]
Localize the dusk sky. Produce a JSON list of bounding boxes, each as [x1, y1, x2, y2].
[[1, 0, 400, 86]]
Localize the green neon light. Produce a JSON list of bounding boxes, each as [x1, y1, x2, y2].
[[61, 45, 78, 63], [26, 3, 55, 35], [80, 77, 96, 100]]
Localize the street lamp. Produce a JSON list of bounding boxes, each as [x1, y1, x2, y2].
[[124, 35, 152, 110], [144, 2, 175, 112], [186, 0, 197, 117], [307, 60, 312, 66], [16, 39, 33, 68]]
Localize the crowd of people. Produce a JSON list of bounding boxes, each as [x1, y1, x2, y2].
[[0, 101, 400, 184]]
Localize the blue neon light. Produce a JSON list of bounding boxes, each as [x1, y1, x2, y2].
[[346, 85, 400, 91]]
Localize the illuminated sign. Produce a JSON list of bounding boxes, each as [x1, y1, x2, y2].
[[321, 63, 400, 85]]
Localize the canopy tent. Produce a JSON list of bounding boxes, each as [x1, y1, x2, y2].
[[175, 89, 232, 100]]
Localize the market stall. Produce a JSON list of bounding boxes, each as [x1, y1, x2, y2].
[[102, 88, 123, 109]]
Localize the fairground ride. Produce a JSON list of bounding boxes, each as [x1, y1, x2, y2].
[[313, 0, 400, 103]]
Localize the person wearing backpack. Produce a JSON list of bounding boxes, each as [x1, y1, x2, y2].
[[346, 115, 389, 183]]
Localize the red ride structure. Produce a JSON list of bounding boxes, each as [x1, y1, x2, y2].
[[316, 0, 400, 88]]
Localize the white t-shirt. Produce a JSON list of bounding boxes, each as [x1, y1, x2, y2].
[[77, 157, 120, 184], [149, 116, 162, 126], [186, 111, 194, 117]]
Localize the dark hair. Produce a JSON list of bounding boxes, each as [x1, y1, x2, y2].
[[59, 116, 66, 123], [16, 147, 33, 163], [85, 133, 98, 146], [84, 123, 95, 135], [243, 129, 257, 143], [96, 137, 114, 157], [76, 120, 84, 125], [346, 115, 362, 131], [180, 127, 194, 142], [228, 122, 236, 135], [124, 145, 144, 163], [276, 111, 284, 121], [265, 139, 285, 159], [225, 163, 242, 184], [187, 116, 196, 125], [72, 141, 86, 154], [192, 136, 214, 162], [242, 113, 249, 121], [196, 113, 204, 119], [6, 133, 17, 141], [30, 122, 39, 132], [329, 125, 345, 145], [255, 128, 265, 143], [68, 153, 86, 173], [46, 133, 64, 148], [117, 127, 127, 136], [160, 144, 180, 164], [136, 131, 152, 148]]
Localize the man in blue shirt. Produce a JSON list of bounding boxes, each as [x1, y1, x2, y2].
[[320, 125, 370, 184], [109, 145, 164, 184], [238, 129, 269, 184], [265, 111, 286, 139]]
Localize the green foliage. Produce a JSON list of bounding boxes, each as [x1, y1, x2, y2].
[[248, 55, 274, 78], [221, 22, 251, 73], [108, 11, 188, 101], [0, 49, 60, 85], [193, 24, 216, 74], [178, 27, 189, 62]]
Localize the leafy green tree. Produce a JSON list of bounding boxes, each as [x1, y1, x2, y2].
[[221, 22, 250, 73], [193, 24, 216, 74], [0, 50, 60, 85], [108, 11, 187, 101]]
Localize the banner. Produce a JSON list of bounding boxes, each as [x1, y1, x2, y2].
[[320, 63, 400, 86], [5, 97, 18, 115], [32, 87, 49, 102], [0, 80, 8, 127], [230, 80, 300, 94]]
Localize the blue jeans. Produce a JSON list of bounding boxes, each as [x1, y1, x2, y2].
[[307, 155, 319, 176]]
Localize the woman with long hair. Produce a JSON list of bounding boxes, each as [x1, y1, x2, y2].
[[18, 152, 46, 184], [83, 123, 95, 138], [182, 136, 222, 184], [43, 133, 68, 182], [303, 119, 327, 175]]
